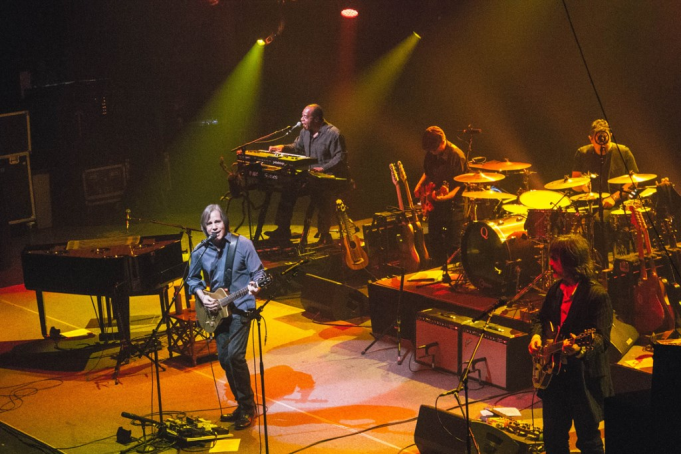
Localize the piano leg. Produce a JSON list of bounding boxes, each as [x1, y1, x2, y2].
[[299, 199, 316, 250], [36, 290, 47, 338]]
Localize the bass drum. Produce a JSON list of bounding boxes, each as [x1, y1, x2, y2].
[[462, 216, 542, 296]]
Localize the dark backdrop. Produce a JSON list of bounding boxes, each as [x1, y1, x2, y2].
[[2, 0, 679, 224]]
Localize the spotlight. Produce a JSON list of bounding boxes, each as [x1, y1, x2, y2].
[[340, 1, 359, 18], [341, 8, 358, 18], [257, 39, 266, 46]]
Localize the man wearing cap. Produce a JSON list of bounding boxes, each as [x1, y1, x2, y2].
[[414, 126, 468, 265]]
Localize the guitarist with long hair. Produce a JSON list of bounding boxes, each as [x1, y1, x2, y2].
[[528, 234, 613, 454], [187, 204, 264, 430]]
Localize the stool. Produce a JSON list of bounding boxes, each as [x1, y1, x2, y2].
[[166, 310, 215, 366]]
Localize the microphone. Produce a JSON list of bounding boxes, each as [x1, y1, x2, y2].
[[594, 129, 610, 145], [291, 121, 302, 130], [199, 232, 217, 248], [281, 258, 309, 276], [125, 209, 130, 232], [417, 342, 438, 352], [463, 128, 482, 134], [121, 412, 162, 427]]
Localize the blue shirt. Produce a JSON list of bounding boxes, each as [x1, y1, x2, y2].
[[187, 233, 264, 311]]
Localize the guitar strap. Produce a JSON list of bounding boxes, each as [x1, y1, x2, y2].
[[222, 233, 240, 291]]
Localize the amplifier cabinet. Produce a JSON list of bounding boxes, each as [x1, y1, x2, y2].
[[0, 152, 35, 224], [460, 321, 532, 391], [415, 308, 471, 374]]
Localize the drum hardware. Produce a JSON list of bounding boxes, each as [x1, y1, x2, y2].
[[607, 172, 657, 185], [570, 192, 610, 202]]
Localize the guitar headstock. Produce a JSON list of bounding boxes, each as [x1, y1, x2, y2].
[[396, 161, 408, 183], [389, 163, 399, 186], [575, 328, 596, 348], [256, 271, 273, 289]]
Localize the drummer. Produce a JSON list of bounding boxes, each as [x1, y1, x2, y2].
[[572, 119, 639, 209], [571, 119, 639, 265], [414, 126, 468, 265]]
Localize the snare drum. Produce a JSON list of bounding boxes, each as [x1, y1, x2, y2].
[[462, 216, 542, 295]]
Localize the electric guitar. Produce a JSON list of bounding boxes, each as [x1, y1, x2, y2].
[[629, 205, 674, 333], [396, 161, 431, 266], [532, 328, 596, 390], [418, 181, 449, 220], [195, 271, 272, 333], [336, 199, 369, 270], [389, 164, 420, 273]]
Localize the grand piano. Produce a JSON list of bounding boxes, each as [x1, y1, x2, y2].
[[21, 233, 186, 341]]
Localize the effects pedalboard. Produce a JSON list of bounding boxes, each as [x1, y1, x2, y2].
[[164, 416, 232, 443], [485, 417, 544, 442]]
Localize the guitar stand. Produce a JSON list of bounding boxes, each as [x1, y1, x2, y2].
[[361, 265, 406, 364]]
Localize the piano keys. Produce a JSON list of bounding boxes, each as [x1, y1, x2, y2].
[[237, 149, 318, 168]]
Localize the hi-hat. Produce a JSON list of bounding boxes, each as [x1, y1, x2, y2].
[[477, 160, 532, 172], [544, 176, 591, 190], [639, 187, 657, 198], [462, 190, 517, 201], [607, 173, 657, 185], [570, 192, 610, 202], [454, 171, 505, 183]]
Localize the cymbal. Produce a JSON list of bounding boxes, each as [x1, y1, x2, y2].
[[544, 176, 591, 190], [454, 171, 505, 183], [611, 206, 653, 215], [519, 189, 572, 209], [462, 190, 517, 201], [570, 192, 610, 202], [502, 203, 529, 215], [477, 160, 532, 172], [607, 173, 657, 185], [639, 187, 657, 198]]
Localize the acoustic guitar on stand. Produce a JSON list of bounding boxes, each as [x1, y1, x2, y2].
[[629, 205, 675, 333], [389, 163, 420, 273], [195, 271, 272, 333], [336, 199, 369, 270], [396, 161, 431, 267]]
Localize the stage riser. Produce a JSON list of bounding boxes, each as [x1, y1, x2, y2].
[[368, 281, 531, 344]]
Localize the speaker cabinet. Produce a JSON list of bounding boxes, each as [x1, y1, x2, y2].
[[460, 322, 532, 391], [414, 405, 531, 454], [0, 152, 35, 224], [300, 273, 368, 320], [415, 308, 471, 374], [651, 342, 681, 453]]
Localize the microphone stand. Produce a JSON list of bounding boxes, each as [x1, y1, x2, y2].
[[230, 125, 295, 152], [441, 303, 501, 454]]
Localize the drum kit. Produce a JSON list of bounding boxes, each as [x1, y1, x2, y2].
[[454, 160, 660, 297]]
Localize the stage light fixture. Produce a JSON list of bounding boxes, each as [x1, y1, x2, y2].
[[340, 1, 359, 18]]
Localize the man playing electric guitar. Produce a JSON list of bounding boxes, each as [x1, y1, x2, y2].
[[413, 126, 468, 266], [187, 204, 264, 430], [528, 234, 613, 454]]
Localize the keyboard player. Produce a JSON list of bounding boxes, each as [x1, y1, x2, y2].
[[267, 104, 350, 245]]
